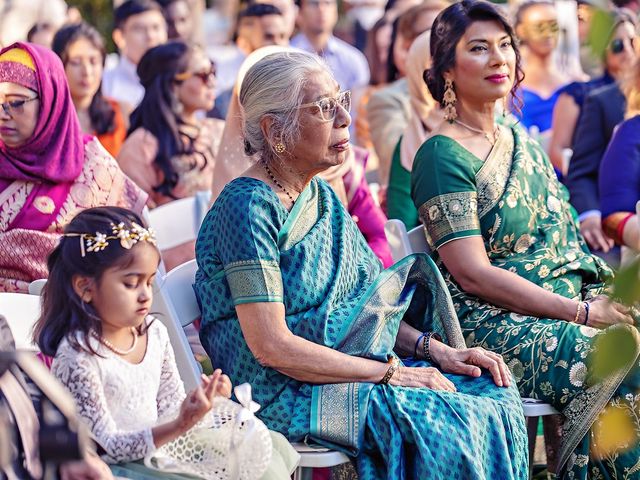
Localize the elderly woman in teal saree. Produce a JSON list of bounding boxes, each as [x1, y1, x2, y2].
[[411, 2, 640, 478], [195, 50, 528, 479]]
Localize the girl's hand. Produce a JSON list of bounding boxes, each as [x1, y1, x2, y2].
[[389, 366, 457, 391], [177, 370, 222, 432], [587, 296, 634, 328], [202, 370, 232, 398], [431, 342, 511, 388]]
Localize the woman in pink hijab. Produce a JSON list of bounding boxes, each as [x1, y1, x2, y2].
[[0, 42, 146, 292]]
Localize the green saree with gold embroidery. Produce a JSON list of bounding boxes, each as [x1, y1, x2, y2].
[[412, 125, 640, 479]]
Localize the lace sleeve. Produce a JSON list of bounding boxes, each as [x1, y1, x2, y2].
[[156, 328, 186, 421], [52, 346, 156, 463]]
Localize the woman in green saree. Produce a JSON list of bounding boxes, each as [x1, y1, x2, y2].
[[411, 1, 640, 478], [195, 50, 528, 479]]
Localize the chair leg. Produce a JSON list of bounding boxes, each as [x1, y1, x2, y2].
[[526, 416, 538, 479], [542, 415, 563, 475]]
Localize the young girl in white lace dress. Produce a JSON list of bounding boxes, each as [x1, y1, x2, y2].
[[33, 207, 299, 478]]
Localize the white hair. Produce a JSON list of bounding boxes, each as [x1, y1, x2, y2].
[[239, 50, 334, 161]]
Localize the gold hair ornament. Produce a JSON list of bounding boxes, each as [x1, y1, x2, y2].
[[64, 222, 157, 257]]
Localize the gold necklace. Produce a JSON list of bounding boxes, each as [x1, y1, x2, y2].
[[454, 119, 500, 145], [91, 327, 138, 356], [263, 161, 296, 205]]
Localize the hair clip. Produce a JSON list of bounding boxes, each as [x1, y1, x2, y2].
[[64, 222, 157, 257]]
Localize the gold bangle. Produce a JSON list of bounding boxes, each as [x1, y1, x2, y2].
[[379, 357, 400, 385], [573, 301, 582, 324]]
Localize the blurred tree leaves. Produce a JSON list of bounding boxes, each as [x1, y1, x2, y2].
[[613, 258, 640, 306], [67, 0, 116, 52]]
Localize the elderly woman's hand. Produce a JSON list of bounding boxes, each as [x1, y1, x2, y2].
[[430, 342, 511, 388], [389, 366, 457, 392]]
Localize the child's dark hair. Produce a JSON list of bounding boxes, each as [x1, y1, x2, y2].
[[34, 207, 159, 357]]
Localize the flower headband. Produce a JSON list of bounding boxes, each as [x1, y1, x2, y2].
[[64, 222, 157, 257]]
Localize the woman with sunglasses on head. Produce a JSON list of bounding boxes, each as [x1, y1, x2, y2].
[[549, 9, 637, 175], [0, 42, 146, 293], [196, 49, 528, 479], [513, 0, 578, 142], [53, 22, 130, 158], [117, 41, 224, 269]]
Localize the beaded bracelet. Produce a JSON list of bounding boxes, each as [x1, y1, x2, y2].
[[414, 333, 428, 358], [583, 302, 590, 325], [422, 332, 442, 364]]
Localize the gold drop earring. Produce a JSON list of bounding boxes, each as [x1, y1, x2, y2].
[[443, 78, 457, 123]]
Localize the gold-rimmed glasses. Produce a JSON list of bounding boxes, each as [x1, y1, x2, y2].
[[0, 96, 39, 117], [296, 90, 351, 122]]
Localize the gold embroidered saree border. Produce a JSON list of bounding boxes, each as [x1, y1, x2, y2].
[[557, 324, 640, 473], [0, 181, 32, 232], [476, 126, 514, 220], [225, 259, 284, 304], [418, 191, 480, 248]]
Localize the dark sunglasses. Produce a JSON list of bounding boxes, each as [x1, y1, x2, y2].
[[610, 37, 636, 54], [174, 64, 217, 84]]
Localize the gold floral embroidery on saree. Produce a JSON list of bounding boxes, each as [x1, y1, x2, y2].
[[0, 182, 32, 232], [476, 127, 514, 220], [418, 191, 480, 247]]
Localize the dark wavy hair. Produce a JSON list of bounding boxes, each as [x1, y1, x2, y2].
[[129, 41, 199, 199], [34, 207, 159, 357], [426, 0, 525, 113], [52, 23, 117, 136]]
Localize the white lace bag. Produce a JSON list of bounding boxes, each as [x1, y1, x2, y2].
[[144, 383, 273, 480]]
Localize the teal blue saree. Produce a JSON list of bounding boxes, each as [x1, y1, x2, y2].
[[195, 176, 528, 479]]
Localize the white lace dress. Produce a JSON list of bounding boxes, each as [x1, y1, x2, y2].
[[52, 318, 184, 463]]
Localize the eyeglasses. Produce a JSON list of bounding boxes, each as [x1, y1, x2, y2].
[[526, 20, 560, 39], [610, 37, 636, 54], [297, 90, 351, 122], [0, 96, 39, 116], [175, 65, 216, 85]]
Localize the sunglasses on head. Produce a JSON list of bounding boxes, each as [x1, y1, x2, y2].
[[610, 37, 635, 54]]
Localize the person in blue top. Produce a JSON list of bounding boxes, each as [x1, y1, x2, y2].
[[513, 1, 575, 136]]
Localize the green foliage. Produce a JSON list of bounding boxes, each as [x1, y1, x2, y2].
[[586, 7, 615, 62], [67, 0, 116, 52], [613, 258, 640, 306]]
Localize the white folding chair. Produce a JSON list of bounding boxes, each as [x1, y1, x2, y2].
[[155, 259, 350, 476], [0, 292, 42, 351], [143, 191, 212, 276], [28, 279, 47, 296], [383, 219, 559, 418]]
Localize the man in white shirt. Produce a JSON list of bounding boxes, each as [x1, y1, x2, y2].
[[103, 0, 168, 108], [290, 0, 370, 93]]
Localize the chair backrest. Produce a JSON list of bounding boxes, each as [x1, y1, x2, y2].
[[146, 191, 211, 251], [0, 293, 41, 351], [152, 259, 202, 391], [156, 259, 201, 328], [28, 279, 47, 296], [384, 219, 431, 263]]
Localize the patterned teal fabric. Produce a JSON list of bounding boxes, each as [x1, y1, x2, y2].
[[412, 126, 640, 479], [195, 176, 528, 479]]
